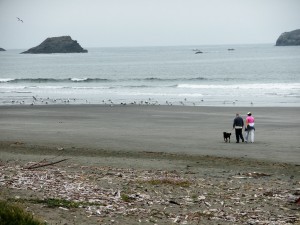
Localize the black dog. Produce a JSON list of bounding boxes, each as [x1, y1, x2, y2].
[[223, 132, 231, 143]]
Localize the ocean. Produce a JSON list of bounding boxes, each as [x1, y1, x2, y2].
[[0, 44, 299, 107]]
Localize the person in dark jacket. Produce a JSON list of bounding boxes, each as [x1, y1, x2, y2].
[[233, 113, 244, 143]]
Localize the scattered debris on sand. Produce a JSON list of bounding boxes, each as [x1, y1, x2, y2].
[[1, 161, 299, 224]]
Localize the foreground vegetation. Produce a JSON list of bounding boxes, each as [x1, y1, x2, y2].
[[0, 200, 45, 225]]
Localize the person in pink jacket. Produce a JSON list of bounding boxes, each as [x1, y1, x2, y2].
[[245, 112, 255, 143]]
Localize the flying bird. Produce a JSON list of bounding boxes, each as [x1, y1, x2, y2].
[[16, 17, 23, 23]]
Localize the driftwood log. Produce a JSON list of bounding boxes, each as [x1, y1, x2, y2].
[[25, 159, 68, 170]]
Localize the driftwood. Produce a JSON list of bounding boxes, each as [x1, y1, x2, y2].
[[25, 159, 68, 170], [1, 162, 299, 224]]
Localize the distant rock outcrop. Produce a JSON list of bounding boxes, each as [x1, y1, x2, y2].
[[21, 36, 88, 54], [276, 29, 300, 46], [0, 47, 5, 51]]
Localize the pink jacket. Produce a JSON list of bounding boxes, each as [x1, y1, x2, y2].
[[246, 116, 255, 127]]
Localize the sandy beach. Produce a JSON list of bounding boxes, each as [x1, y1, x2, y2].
[[0, 105, 299, 224], [0, 105, 299, 163]]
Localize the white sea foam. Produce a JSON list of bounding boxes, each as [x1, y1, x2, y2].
[[0, 78, 15, 83], [70, 78, 88, 82], [177, 83, 300, 90]]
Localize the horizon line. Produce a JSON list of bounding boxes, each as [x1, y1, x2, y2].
[[2, 42, 277, 51]]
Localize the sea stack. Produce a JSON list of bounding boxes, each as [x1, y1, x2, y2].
[[0, 47, 5, 51], [21, 36, 88, 54], [276, 29, 300, 46]]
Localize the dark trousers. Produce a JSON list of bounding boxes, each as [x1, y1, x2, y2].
[[235, 129, 244, 142]]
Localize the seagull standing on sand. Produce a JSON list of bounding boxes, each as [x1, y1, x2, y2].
[[16, 17, 23, 23]]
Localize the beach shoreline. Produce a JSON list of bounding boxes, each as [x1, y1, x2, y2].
[[1, 104, 299, 164]]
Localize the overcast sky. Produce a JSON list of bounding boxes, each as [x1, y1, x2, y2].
[[1, 0, 300, 49]]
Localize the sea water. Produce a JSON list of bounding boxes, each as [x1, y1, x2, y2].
[[0, 44, 299, 106]]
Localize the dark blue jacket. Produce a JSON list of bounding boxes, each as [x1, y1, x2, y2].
[[233, 116, 244, 128]]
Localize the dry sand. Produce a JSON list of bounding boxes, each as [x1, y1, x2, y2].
[[0, 105, 299, 224]]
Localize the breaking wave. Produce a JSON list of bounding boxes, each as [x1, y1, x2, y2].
[[0, 78, 111, 83], [0, 77, 208, 83]]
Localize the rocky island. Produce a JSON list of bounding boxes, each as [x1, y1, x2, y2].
[[21, 36, 88, 54], [0, 47, 5, 51], [276, 29, 300, 46]]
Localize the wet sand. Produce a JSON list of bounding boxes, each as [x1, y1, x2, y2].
[[0, 105, 299, 164]]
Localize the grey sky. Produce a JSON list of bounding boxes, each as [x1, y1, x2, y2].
[[1, 0, 300, 49]]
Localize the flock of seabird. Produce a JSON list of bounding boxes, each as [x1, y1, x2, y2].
[[5, 96, 254, 107]]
